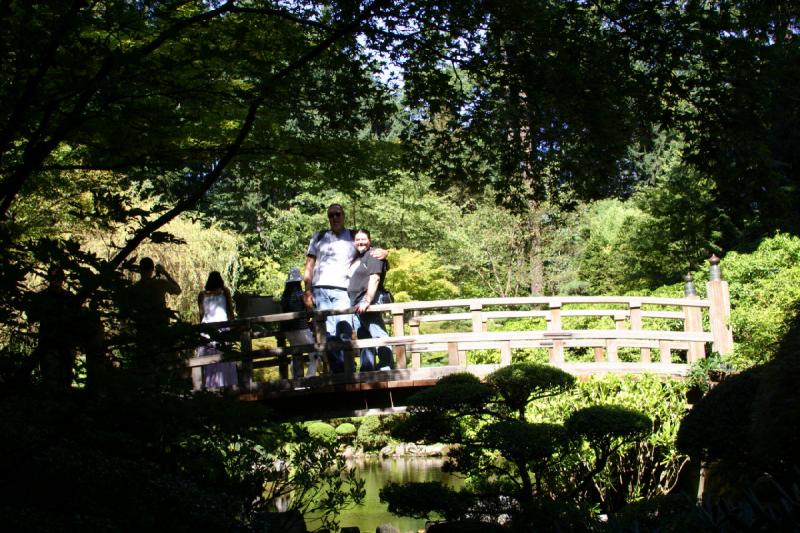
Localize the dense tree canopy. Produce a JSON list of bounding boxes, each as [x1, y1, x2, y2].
[[1, 1, 797, 274], [1, 0, 399, 270]]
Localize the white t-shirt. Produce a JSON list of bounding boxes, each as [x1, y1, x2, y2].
[[306, 229, 355, 289], [200, 292, 229, 323]]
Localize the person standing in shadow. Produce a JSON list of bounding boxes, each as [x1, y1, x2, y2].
[[130, 257, 182, 324], [26, 265, 82, 390], [127, 257, 181, 379], [281, 267, 322, 378], [197, 271, 238, 389]]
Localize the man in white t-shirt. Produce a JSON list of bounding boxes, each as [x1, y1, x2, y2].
[[303, 203, 386, 372]]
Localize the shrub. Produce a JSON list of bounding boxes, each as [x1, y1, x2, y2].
[[335, 422, 357, 437], [722, 233, 800, 367], [678, 315, 800, 493], [305, 422, 336, 444], [355, 416, 389, 451], [385, 248, 460, 302], [535, 373, 689, 505], [383, 363, 654, 526]]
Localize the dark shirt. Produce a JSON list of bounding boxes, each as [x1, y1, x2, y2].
[[130, 277, 180, 313], [27, 286, 83, 349], [280, 285, 310, 331], [127, 276, 181, 327], [348, 252, 387, 306]]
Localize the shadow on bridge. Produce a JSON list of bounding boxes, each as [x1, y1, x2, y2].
[[242, 361, 695, 419]]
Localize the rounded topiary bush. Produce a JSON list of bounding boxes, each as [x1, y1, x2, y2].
[[306, 421, 337, 444], [487, 362, 576, 414], [356, 416, 389, 450], [479, 420, 566, 462], [335, 422, 357, 437], [566, 405, 651, 449], [407, 373, 491, 412]]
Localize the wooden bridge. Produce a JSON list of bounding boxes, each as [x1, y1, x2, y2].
[[189, 258, 733, 417]]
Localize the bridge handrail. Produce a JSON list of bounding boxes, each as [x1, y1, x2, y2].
[[192, 296, 731, 389], [200, 294, 711, 330], [189, 258, 736, 391], [190, 328, 715, 356]]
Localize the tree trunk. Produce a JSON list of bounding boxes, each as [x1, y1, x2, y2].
[[527, 209, 544, 296]]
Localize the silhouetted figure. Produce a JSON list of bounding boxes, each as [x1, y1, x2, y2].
[[127, 257, 181, 377], [281, 267, 321, 378], [130, 257, 181, 326], [26, 266, 82, 390], [82, 300, 109, 393], [197, 271, 238, 389]]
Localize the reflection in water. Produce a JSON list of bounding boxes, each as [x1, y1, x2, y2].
[[315, 456, 463, 533]]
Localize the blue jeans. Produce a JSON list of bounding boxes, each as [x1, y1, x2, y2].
[[352, 312, 394, 371], [313, 287, 352, 373]]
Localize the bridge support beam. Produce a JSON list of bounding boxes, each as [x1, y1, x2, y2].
[[240, 327, 253, 391], [707, 255, 734, 355], [500, 341, 512, 365], [606, 340, 618, 363], [392, 309, 407, 368], [547, 301, 564, 363]]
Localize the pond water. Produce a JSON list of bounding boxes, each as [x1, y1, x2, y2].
[[312, 456, 463, 533]]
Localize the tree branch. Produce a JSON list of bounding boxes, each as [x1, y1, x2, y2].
[[103, 0, 390, 274], [0, 0, 90, 155], [228, 6, 333, 31], [0, 1, 238, 219]]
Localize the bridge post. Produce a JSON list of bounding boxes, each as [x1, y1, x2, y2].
[[548, 301, 564, 364], [659, 341, 672, 363], [706, 255, 734, 355], [629, 300, 652, 362], [409, 312, 421, 369], [392, 307, 407, 368], [606, 339, 619, 363], [191, 364, 203, 391], [593, 346, 605, 362], [629, 300, 642, 330], [312, 313, 328, 374], [500, 341, 512, 366], [240, 321, 253, 391], [609, 311, 625, 363], [447, 342, 463, 366], [467, 303, 482, 363], [684, 273, 705, 362], [614, 312, 627, 331], [277, 332, 289, 380], [470, 303, 483, 332]]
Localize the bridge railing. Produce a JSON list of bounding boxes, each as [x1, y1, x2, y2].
[[188, 256, 733, 391]]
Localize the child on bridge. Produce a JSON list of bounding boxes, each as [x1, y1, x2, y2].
[[281, 268, 321, 378]]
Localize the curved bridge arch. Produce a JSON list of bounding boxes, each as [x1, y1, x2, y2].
[[189, 268, 733, 418]]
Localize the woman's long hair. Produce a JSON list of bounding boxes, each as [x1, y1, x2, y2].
[[205, 271, 225, 291]]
